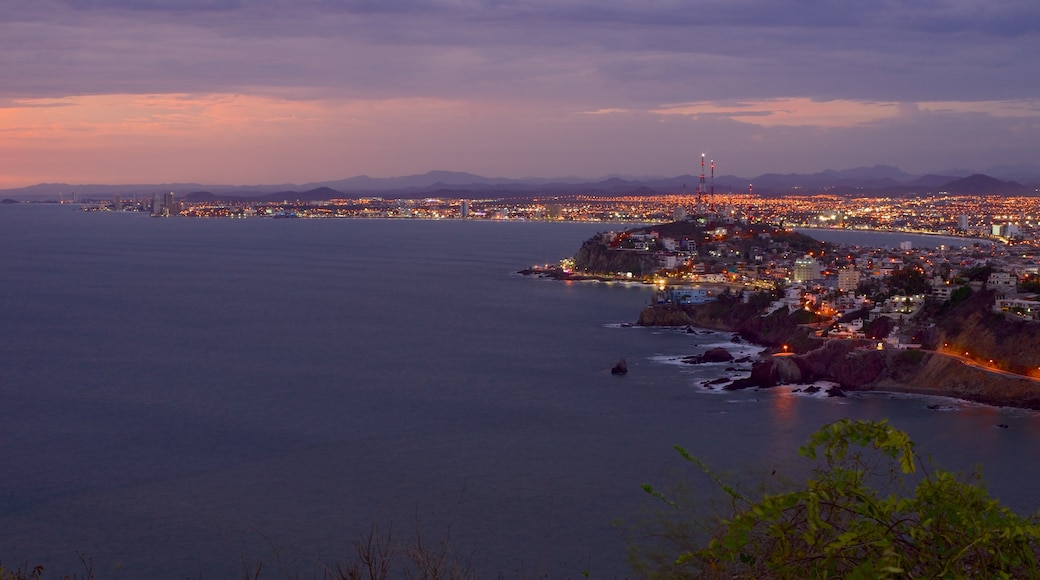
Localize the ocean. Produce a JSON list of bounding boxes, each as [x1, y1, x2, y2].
[[2, 204, 1039, 578]]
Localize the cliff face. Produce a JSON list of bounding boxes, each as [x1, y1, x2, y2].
[[637, 304, 700, 327], [929, 290, 1040, 375], [864, 352, 1040, 409], [638, 301, 824, 353], [728, 345, 1040, 409], [802, 341, 887, 388], [636, 302, 755, 330], [573, 235, 659, 276], [640, 298, 1040, 409], [730, 342, 885, 390]]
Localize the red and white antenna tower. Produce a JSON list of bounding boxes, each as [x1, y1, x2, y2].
[[710, 159, 715, 211], [697, 154, 706, 213], [748, 183, 754, 219]]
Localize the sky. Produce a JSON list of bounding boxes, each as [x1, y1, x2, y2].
[[1, 0, 1038, 189]]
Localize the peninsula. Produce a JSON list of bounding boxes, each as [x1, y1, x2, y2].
[[562, 215, 1040, 409]]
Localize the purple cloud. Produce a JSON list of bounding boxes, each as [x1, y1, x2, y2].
[[0, 0, 1038, 185]]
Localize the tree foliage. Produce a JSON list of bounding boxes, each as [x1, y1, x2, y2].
[[887, 266, 930, 296], [961, 263, 995, 283], [949, 285, 973, 304], [1020, 275, 1040, 294], [639, 419, 1040, 579]]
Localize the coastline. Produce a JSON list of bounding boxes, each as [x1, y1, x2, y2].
[[793, 226, 995, 248], [638, 302, 1040, 411]]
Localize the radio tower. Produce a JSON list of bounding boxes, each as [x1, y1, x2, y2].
[[710, 158, 715, 213], [697, 154, 706, 215], [748, 183, 754, 221]]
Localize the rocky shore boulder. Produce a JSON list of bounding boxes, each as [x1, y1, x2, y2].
[[703, 347, 734, 362], [682, 347, 734, 365], [725, 353, 810, 389], [800, 340, 887, 388], [611, 358, 628, 375], [727, 360, 775, 389]]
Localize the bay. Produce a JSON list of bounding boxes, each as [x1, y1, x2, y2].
[[1, 205, 1038, 578], [795, 227, 991, 249]]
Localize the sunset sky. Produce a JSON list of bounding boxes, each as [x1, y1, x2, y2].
[[2, 0, 1038, 189]]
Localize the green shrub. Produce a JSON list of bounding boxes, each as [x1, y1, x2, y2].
[[639, 419, 1040, 579], [896, 349, 924, 364]]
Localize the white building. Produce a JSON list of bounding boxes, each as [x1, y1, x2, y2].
[[869, 294, 926, 323], [792, 255, 822, 282], [930, 276, 957, 301], [986, 271, 1017, 296], [995, 296, 1040, 320]]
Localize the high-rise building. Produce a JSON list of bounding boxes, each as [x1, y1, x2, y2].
[[837, 268, 861, 292], [793, 255, 822, 282]]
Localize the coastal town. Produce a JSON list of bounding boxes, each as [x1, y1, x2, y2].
[[72, 189, 1040, 248], [548, 207, 1040, 408]]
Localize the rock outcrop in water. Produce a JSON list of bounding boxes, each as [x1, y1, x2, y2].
[[683, 347, 734, 364], [611, 358, 628, 375]]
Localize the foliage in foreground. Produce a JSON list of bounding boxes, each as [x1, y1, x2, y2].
[[639, 419, 1040, 579]]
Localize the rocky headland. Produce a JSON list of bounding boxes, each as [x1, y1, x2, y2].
[[545, 218, 1040, 409], [639, 290, 1040, 410]]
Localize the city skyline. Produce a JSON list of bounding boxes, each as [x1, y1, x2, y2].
[[1, 0, 1038, 189]]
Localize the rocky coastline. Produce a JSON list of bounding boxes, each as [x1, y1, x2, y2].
[[639, 301, 1040, 410], [544, 223, 1040, 409]]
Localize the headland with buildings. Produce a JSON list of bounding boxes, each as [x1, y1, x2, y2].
[[551, 208, 1040, 409]]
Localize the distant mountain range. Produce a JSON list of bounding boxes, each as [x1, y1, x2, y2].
[[4, 165, 1039, 201]]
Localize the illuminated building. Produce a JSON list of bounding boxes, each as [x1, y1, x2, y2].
[[837, 268, 861, 292], [793, 255, 822, 282]]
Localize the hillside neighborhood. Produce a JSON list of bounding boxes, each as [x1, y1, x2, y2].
[[568, 214, 1040, 388]]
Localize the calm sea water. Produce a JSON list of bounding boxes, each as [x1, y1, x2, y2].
[[2, 205, 1039, 579], [795, 227, 991, 249]]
